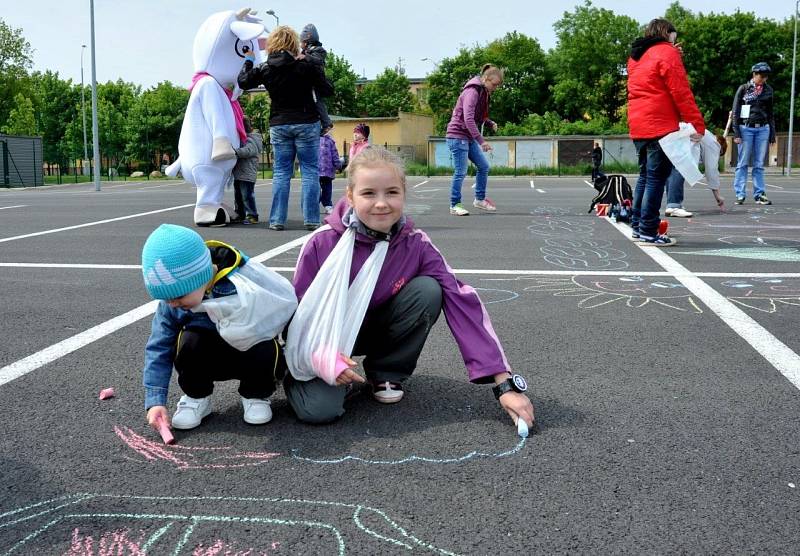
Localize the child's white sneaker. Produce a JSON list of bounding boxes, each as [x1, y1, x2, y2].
[[324, 205, 333, 214], [171, 395, 212, 430], [241, 397, 272, 425]]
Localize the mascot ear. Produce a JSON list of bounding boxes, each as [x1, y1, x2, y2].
[[231, 21, 265, 40]]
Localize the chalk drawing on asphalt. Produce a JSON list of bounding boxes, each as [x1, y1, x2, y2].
[[720, 278, 800, 314], [483, 275, 703, 313], [114, 426, 280, 470], [0, 494, 462, 556], [290, 437, 526, 465]]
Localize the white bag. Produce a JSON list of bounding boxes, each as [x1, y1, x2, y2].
[[659, 123, 703, 186], [285, 228, 389, 385], [199, 262, 298, 351]]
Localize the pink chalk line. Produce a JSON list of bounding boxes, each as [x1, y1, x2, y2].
[[113, 426, 280, 470]]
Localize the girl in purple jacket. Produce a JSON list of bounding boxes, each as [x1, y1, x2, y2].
[[446, 64, 503, 216], [318, 125, 342, 214], [284, 147, 535, 429]]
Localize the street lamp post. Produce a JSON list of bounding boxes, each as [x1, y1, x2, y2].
[[89, 0, 101, 191], [788, 0, 799, 176], [265, 9, 279, 27], [80, 45, 88, 176]]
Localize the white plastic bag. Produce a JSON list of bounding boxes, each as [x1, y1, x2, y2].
[[659, 123, 703, 186], [199, 262, 297, 351], [285, 228, 389, 385]]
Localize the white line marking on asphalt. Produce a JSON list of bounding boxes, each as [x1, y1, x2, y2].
[[583, 180, 594, 188], [530, 180, 535, 189], [0, 234, 313, 387], [0, 301, 159, 387], [412, 180, 429, 189], [605, 217, 800, 391], [765, 183, 783, 189], [536, 189, 547, 194], [0, 204, 194, 244], [0, 205, 27, 210]]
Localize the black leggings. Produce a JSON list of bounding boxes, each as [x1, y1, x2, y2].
[[174, 328, 285, 400]]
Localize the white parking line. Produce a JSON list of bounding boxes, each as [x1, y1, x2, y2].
[[0, 204, 194, 244], [412, 180, 429, 189], [0, 205, 27, 210], [605, 217, 800, 391], [0, 234, 311, 387]]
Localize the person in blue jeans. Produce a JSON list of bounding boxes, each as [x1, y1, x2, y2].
[[238, 25, 333, 231], [444, 64, 503, 216], [627, 19, 705, 246], [731, 62, 776, 205]]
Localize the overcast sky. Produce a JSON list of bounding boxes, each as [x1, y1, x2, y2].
[[3, 1, 794, 89]]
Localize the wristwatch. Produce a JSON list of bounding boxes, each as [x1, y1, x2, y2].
[[492, 374, 528, 400]]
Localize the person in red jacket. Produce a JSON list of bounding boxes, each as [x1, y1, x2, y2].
[[627, 18, 704, 246]]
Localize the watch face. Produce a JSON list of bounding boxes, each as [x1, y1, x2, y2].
[[512, 374, 528, 392]]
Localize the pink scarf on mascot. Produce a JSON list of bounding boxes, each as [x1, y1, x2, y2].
[[189, 72, 247, 144]]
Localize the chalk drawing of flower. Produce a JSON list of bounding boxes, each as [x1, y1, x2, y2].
[[485, 276, 703, 313]]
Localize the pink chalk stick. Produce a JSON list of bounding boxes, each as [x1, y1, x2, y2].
[[311, 346, 354, 385], [335, 353, 353, 376], [98, 387, 115, 400], [156, 416, 175, 445]]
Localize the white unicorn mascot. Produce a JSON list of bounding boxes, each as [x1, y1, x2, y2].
[[166, 8, 266, 226]]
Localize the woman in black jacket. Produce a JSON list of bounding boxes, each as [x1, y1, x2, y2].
[[731, 62, 776, 205], [238, 26, 333, 230]]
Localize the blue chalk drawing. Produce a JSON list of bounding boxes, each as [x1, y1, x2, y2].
[[291, 437, 527, 465], [674, 247, 800, 262], [0, 493, 462, 556]]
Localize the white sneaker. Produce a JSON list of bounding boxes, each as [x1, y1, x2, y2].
[[371, 381, 404, 404], [449, 203, 470, 216], [473, 198, 497, 211], [665, 207, 693, 217], [241, 397, 272, 425], [324, 206, 333, 214], [171, 395, 212, 430]]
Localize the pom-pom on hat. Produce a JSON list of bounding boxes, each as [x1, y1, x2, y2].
[[141, 224, 212, 300], [353, 123, 370, 139]]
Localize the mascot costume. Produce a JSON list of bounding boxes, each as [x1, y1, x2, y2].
[[166, 8, 266, 226]]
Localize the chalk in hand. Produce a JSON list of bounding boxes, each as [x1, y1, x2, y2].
[[98, 387, 115, 400], [157, 416, 175, 445], [517, 418, 529, 438]]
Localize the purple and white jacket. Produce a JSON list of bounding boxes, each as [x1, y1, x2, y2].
[[292, 198, 511, 383]]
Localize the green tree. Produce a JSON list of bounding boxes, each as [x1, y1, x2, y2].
[[1, 93, 36, 135], [426, 32, 550, 134], [125, 81, 188, 167], [0, 19, 33, 128], [325, 50, 359, 117], [239, 91, 271, 134], [356, 68, 414, 117], [549, 1, 640, 122], [663, 3, 795, 132], [28, 71, 80, 165], [95, 80, 139, 166]]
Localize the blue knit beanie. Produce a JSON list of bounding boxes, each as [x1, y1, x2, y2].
[[141, 224, 212, 300]]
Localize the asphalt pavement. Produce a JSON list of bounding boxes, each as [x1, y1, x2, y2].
[[1, 173, 799, 554]]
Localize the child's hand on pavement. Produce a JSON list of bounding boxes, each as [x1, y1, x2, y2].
[[498, 391, 535, 429], [147, 406, 170, 430]]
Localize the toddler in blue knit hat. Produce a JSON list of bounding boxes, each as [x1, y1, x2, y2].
[[141, 224, 297, 433]]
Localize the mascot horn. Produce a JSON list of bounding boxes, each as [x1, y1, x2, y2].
[[166, 8, 266, 226]]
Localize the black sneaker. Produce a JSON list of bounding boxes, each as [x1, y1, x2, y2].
[[304, 223, 320, 231], [754, 195, 772, 205], [638, 234, 677, 246], [735, 197, 745, 205], [268, 223, 285, 231]]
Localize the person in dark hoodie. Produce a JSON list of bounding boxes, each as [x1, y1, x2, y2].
[[627, 18, 705, 246], [445, 64, 503, 216], [238, 26, 333, 231]]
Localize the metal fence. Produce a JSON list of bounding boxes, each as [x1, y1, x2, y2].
[[0, 135, 43, 187]]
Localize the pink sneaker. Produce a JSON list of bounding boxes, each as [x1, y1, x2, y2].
[[473, 198, 496, 211]]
